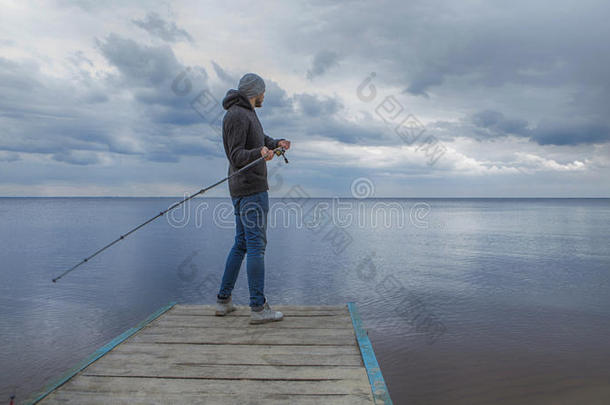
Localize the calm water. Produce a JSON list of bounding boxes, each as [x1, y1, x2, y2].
[[1, 197, 609, 404]]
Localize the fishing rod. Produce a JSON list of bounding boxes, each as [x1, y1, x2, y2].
[[52, 147, 289, 283]]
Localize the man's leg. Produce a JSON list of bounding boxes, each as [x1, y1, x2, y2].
[[217, 196, 247, 301], [242, 192, 283, 324], [241, 191, 269, 310]]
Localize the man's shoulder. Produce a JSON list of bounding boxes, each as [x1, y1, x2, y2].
[[224, 105, 253, 124]]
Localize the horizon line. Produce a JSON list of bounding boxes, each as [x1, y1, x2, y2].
[[1, 196, 609, 199]]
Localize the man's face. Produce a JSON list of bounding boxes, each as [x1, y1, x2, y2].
[[254, 92, 264, 108]]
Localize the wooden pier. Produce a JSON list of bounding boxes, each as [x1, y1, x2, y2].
[[26, 302, 392, 405]]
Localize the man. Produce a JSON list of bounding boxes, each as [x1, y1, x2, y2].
[[215, 73, 291, 324]]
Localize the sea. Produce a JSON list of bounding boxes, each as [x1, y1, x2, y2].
[[1, 197, 609, 404]]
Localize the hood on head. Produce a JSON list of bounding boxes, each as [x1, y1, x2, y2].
[[222, 89, 253, 111]]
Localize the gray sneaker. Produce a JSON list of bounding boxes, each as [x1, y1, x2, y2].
[[250, 299, 284, 324], [215, 297, 236, 316]]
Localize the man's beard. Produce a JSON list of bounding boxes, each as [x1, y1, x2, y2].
[[255, 97, 263, 107]]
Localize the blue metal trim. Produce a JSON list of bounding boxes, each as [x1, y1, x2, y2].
[[25, 301, 177, 404], [348, 302, 393, 405]]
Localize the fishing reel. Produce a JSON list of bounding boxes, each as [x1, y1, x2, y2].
[[274, 147, 289, 163]]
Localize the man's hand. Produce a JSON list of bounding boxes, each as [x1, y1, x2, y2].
[[278, 140, 291, 150], [261, 146, 274, 161]]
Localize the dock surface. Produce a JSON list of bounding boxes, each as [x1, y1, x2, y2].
[[30, 303, 391, 404]]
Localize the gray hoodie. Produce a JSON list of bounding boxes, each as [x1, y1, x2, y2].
[[221, 89, 284, 198]]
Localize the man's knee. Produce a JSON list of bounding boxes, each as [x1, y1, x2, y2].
[[245, 237, 266, 255], [233, 241, 247, 253]]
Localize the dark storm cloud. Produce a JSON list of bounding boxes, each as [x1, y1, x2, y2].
[[132, 12, 193, 43], [253, 88, 395, 146], [467, 110, 610, 146], [259, 91, 388, 145], [96, 34, 184, 87], [306, 50, 340, 80], [294, 93, 342, 117], [94, 34, 221, 130], [0, 33, 220, 166], [0, 56, 119, 160], [471, 110, 529, 137], [405, 68, 444, 97], [530, 121, 610, 146], [280, 0, 610, 146], [392, 1, 609, 97]]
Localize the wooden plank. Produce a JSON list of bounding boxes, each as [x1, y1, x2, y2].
[[98, 351, 363, 368], [42, 391, 375, 405], [108, 342, 363, 366], [83, 362, 368, 380], [54, 375, 374, 396], [153, 313, 354, 329], [170, 305, 347, 317], [175, 304, 347, 311], [129, 326, 357, 345], [114, 342, 360, 356]]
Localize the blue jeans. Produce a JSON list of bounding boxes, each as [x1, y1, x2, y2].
[[217, 191, 269, 309]]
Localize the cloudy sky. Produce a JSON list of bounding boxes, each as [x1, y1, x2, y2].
[[1, 0, 609, 197]]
